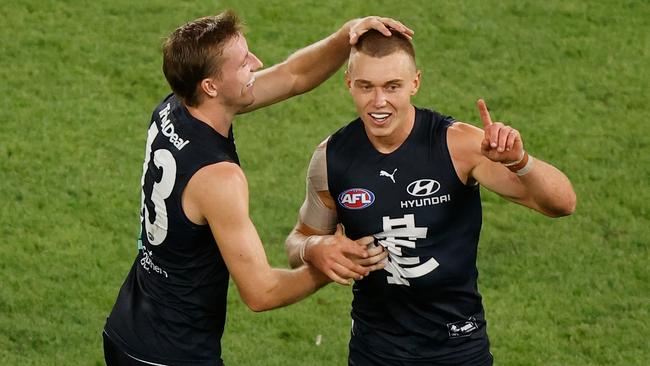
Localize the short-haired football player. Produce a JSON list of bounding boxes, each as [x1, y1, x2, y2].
[[286, 30, 576, 365]]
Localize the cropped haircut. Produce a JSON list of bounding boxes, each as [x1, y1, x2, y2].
[[350, 29, 416, 69], [162, 10, 242, 106]]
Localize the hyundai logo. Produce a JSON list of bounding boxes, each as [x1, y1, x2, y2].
[[406, 179, 440, 197]]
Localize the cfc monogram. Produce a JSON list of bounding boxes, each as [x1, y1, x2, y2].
[[374, 214, 439, 286]]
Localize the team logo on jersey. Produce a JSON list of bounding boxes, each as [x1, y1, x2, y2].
[[338, 188, 375, 210], [375, 214, 438, 286], [406, 179, 440, 197]]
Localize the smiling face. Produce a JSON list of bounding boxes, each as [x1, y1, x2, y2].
[[346, 49, 420, 152], [212, 33, 263, 111], [163, 11, 246, 107]]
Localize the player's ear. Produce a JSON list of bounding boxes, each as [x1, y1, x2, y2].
[[200, 78, 219, 98], [410, 70, 421, 96]]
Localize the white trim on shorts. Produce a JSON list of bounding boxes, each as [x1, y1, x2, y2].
[[124, 352, 171, 366], [103, 330, 171, 366]]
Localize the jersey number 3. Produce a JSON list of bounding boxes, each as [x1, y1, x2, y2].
[[140, 123, 177, 246]]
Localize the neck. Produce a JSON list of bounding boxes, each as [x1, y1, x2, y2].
[[367, 105, 416, 154], [185, 101, 236, 138]]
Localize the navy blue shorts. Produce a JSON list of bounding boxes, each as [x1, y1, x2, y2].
[[103, 331, 159, 366]]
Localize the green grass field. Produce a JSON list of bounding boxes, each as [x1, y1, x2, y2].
[[1, 0, 648, 365]]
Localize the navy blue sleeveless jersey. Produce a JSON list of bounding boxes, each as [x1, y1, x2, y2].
[[327, 107, 492, 365], [104, 94, 238, 366]]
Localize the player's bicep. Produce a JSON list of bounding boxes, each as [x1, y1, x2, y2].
[[298, 140, 337, 232], [193, 164, 273, 293], [299, 189, 337, 233], [450, 122, 534, 207], [474, 160, 527, 200], [472, 151, 544, 211]]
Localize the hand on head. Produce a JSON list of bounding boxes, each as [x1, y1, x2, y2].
[[349, 16, 414, 45]]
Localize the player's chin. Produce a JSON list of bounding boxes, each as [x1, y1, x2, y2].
[[239, 94, 255, 108], [367, 126, 392, 139]]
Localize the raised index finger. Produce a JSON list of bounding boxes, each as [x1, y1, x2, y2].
[[477, 99, 492, 128]]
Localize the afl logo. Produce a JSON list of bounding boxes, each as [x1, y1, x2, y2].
[[338, 188, 375, 210], [407, 179, 441, 197]]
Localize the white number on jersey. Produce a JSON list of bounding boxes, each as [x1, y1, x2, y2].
[[139, 123, 177, 246]]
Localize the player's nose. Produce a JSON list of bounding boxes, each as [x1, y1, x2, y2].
[[373, 89, 387, 108], [250, 52, 263, 71]]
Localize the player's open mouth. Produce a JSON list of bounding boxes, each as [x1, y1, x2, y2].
[[246, 76, 255, 88], [369, 112, 392, 124]]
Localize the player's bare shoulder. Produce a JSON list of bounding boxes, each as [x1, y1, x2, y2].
[[448, 121, 483, 141], [184, 161, 248, 224], [307, 137, 330, 190], [446, 121, 484, 185], [195, 161, 246, 187]]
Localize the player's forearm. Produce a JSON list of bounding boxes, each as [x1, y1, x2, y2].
[[244, 266, 329, 312], [286, 225, 332, 268], [518, 158, 576, 217], [282, 21, 352, 96]]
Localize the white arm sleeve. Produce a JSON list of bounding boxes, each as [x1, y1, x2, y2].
[[298, 140, 337, 232]]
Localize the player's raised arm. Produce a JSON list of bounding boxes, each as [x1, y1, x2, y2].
[[285, 142, 387, 285], [239, 16, 413, 113], [451, 99, 576, 217], [185, 161, 330, 311]]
